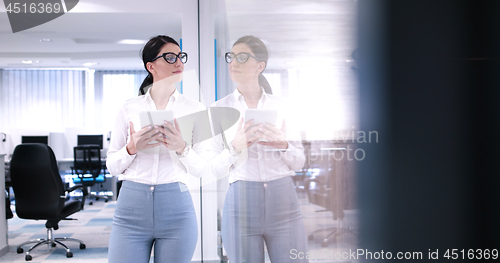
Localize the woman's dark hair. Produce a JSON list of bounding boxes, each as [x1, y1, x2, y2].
[[233, 35, 272, 94], [139, 35, 180, 95]]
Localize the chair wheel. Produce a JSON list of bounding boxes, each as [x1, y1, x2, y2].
[[105, 199, 109, 202], [308, 234, 314, 240], [51, 242, 57, 247], [80, 243, 86, 249], [66, 251, 73, 258], [321, 240, 329, 247], [17, 247, 24, 254], [89, 201, 93, 205], [25, 254, 32, 261], [96, 197, 99, 201]]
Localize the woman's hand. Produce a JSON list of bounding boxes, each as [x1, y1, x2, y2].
[[258, 120, 288, 150], [231, 117, 263, 154], [126, 121, 164, 155], [158, 118, 186, 154]]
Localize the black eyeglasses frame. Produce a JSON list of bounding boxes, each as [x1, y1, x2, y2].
[[151, 52, 188, 64], [225, 52, 261, 64]]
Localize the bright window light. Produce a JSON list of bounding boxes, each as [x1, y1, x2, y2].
[[117, 39, 147, 45]]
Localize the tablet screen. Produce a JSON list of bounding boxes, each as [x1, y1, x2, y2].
[[244, 109, 277, 126], [139, 110, 174, 129]]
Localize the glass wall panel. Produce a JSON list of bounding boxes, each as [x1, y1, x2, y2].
[[202, 0, 360, 262]]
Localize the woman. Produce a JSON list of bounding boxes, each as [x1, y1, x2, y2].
[[210, 36, 308, 262], [106, 35, 207, 263]]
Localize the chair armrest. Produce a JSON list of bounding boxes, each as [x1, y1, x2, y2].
[[66, 185, 88, 195]]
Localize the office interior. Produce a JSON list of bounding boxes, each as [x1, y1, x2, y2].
[[2, 0, 499, 262]]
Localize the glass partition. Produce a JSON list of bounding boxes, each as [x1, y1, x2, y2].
[[200, 0, 360, 262], [1, 1, 359, 261]]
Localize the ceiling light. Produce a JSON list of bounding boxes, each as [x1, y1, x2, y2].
[[40, 38, 51, 42], [83, 62, 98, 67], [118, 39, 147, 45], [22, 60, 33, 64]]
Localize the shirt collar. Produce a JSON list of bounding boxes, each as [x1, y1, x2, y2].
[[232, 86, 267, 102], [170, 88, 180, 102], [145, 87, 180, 104]]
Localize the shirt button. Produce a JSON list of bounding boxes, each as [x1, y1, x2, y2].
[[263, 183, 268, 188], [150, 186, 154, 191]]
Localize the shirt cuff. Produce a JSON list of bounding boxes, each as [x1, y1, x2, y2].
[[222, 148, 240, 165], [279, 141, 298, 156], [121, 144, 137, 159], [177, 146, 194, 163], [176, 147, 195, 173]]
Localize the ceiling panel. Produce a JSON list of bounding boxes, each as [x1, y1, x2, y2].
[[0, 0, 357, 70], [0, 12, 181, 70]]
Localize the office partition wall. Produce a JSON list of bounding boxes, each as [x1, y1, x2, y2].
[[1, 1, 361, 261], [199, 0, 360, 262]]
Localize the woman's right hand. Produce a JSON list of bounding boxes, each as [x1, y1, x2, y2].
[[126, 121, 164, 155], [231, 117, 263, 154]]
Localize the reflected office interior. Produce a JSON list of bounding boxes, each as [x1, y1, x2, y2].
[[215, 0, 360, 261], [0, 0, 361, 262]]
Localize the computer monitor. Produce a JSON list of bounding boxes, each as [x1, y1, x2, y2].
[[21, 135, 48, 144], [77, 134, 103, 149]]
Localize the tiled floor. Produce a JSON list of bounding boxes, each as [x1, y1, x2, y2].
[[298, 191, 359, 263], [2, 200, 113, 263], [1, 192, 359, 262]]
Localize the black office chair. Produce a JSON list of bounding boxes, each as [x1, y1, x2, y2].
[[71, 145, 109, 205], [305, 148, 356, 247], [10, 143, 87, 261]]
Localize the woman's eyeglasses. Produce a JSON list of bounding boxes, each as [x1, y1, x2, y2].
[[151, 52, 188, 64], [225, 52, 260, 64]]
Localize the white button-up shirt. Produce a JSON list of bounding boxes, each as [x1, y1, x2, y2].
[[209, 88, 305, 183], [106, 88, 208, 185]]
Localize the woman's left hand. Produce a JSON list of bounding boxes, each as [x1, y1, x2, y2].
[[158, 118, 186, 154], [258, 119, 288, 150]]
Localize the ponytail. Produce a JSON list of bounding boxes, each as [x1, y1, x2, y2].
[[258, 73, 272, 94], [139, 35, 181, 96], [139, 73, 153, 95], [233, 36, 272, 94]]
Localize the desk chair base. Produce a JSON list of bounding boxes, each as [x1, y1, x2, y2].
[[16, 228, 86, 261], [79, 186, 109, 205], [308, 227, 357, 247]]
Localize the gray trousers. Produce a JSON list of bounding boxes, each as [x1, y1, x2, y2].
[[222, 176, 309, 263], [108, 180, 198, 263]]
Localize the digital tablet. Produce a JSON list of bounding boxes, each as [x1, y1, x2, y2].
[[244, 109, 278, 126], [244, 109, 278, 142], [139, 110, 174, 129], [138, 110, 174, 152]]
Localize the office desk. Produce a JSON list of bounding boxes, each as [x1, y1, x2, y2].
[[5, 157, 117, 201], [58, 158, 119, 201], [5, 157, 108, 176], [56, 157, 107, 171]]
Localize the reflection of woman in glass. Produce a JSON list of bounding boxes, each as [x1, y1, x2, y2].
[[106, 35, 207, 263], [210, 36, 308, 262]]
